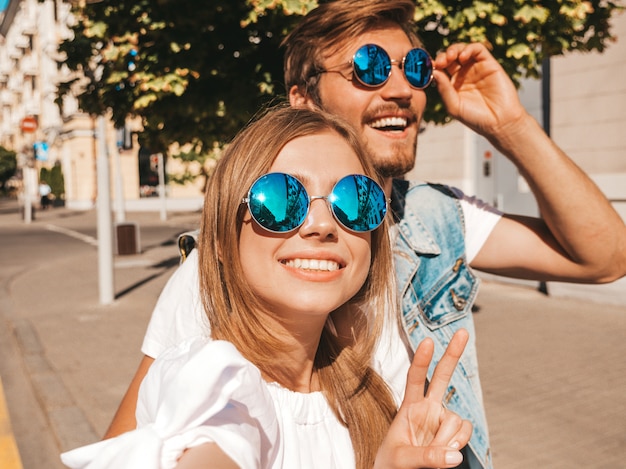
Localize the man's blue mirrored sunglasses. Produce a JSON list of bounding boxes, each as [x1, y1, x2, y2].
[[242, 172, 388, 233], [320, 44, 434, 90]]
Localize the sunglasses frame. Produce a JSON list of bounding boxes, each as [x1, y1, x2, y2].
[[317, 43, 434, 90], [242, 172, 388, 234]]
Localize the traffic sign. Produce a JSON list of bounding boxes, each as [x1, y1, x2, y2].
[[34, 141, 49, 161], [21, 116, 37, 133]]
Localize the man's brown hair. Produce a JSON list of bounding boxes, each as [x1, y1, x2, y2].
[[282, 0, 421, 106]]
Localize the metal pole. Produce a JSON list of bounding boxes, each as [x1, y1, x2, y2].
[[96, 116, 115, 305], [113, 145, 126, 223], [157, 152, 167, 221], [23, 166, 33, 224]]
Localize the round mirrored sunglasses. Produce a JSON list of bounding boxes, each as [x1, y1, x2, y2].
[[317, 43, 433, 90], [241, 172, 388, 233]]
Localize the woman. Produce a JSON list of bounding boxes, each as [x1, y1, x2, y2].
[[61, 106, 471, 469]]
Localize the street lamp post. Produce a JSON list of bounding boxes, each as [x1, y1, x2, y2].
[[96, 116, 114, 305]]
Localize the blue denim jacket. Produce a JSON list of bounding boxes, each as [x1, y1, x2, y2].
[[392, 180, 492, 469]]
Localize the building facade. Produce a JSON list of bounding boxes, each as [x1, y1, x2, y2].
[[0, 0, 205, 212]]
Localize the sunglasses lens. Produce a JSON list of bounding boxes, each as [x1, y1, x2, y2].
[[247, 173, 309, 232], [329, 175, 387, 232], [404, 48, 432, 89], [353, 44, 390, 87]]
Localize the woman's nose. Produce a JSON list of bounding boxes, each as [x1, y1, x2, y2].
[[299, 198, 338, 240]]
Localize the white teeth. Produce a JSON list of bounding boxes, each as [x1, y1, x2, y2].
[[370, 117, 407, 129], [284, 258, 340, 271]]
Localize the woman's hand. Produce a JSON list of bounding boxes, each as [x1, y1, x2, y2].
[[374, 329, 473, 468]]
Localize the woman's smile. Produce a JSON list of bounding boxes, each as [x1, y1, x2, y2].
[[281, 258, 342, 272]]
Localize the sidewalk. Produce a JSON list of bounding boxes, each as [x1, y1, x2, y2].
[[1, 200, 625, 468], [472, 281, 626, 468], [0, 200, 201, 468]]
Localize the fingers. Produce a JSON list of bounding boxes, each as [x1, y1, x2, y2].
[[425, 329, 469, 401], [432, 42, 492, 96], [401, 330, 469, 407], [430, 410, 473, 449], [389, 445, 464, 469], [455, 419, 473, 449], [431, 44, 476, 115], [434, 43, 488, 71], [400, 337, 434, 407], [431, 68, 460, 117]]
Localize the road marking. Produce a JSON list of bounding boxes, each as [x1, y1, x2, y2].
[[44, 224, 98, 247], [0, 377, 23, 469], [114, 258, 153, 268]]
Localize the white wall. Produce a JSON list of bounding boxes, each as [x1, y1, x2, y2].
[[547, 11, 626, 303]]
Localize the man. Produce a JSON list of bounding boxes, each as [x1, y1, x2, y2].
[[104, 1, 626, 467]]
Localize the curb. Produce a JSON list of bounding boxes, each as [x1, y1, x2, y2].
[[0, 377, 23, 469]]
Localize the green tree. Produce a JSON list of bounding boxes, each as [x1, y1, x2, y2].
[[40, 162, 66, 201], [58, 0, 623, 178], [50, 163, 66, 200], [0, 146, 17, 194], [57, 1, 296, 160]]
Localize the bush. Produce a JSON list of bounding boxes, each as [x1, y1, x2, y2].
[[0, 146, 17, 195], [39, 162, 66, 200]]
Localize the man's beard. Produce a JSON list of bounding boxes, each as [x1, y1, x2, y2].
[[365, 140, 416, 179]]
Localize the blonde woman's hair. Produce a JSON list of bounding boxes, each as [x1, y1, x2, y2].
[[199, 105, 398, 469], [282, 0, 422, 106]]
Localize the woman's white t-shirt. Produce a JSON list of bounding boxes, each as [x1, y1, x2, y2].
[[62, 277, 413, 468], [62, 331, 407, 469]]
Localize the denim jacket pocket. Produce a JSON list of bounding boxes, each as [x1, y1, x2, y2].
[[416, 257, 478, 329]]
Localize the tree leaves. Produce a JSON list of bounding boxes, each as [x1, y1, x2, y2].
[[57, 0, 622, 176]]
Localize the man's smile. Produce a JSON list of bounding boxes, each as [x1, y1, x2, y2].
[[369, 116, 408, 131]]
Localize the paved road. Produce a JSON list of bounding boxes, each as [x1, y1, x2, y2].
[[473, 281, 626, 468], [1, 199, 625, 468], [0, 200, 201, 468]]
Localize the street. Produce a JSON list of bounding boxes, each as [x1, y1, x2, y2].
[[1, 199, 625, 468], [0, 200, 201, 468]]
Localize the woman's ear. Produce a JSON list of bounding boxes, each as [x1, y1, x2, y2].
[[288, 85, 318, 110]]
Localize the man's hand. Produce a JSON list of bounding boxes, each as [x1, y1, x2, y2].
[[374, 330, 473, 469], [433, 43, 527, 139]]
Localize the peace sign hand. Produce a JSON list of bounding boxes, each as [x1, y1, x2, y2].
[[374, 329, 473, 469]]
